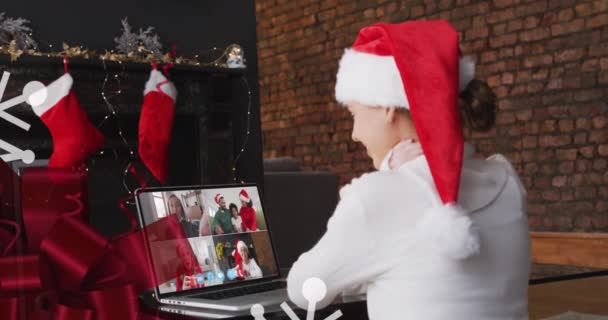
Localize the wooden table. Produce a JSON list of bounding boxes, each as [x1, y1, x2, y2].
[[142, 269, 608, 319], [529, 273, 608, 319]]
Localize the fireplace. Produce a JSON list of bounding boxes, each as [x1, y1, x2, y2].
[[0, 55, 259, 237]]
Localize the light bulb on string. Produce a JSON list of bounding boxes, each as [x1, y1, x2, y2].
[[232, 76, 253, 183], [96, 56, 138, 195]]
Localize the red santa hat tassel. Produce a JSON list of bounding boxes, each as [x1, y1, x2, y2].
[[335, 20, 480, 259]]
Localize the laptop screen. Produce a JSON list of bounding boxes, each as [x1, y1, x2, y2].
[[136, 184, 280, 296]]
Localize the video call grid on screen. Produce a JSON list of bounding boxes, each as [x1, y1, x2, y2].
[[137, 186, 280, 295]]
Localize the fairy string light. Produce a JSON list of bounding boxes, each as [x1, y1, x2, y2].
[[97, 57, 140, 197], [232, 75, 252, 184]]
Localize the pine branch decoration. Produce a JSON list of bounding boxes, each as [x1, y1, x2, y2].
[[0, 12, 37, 51]]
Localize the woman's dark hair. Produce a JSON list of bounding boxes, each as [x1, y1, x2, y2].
[[229, 203, 238, 213], [168, 194, 186, 219], [459, 79, 497, 132]]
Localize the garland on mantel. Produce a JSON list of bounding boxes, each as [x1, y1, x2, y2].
[[0, 14, 245, 68]]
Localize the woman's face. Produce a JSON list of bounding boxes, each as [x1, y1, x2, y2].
[[239, 247, 249, 261], [169, 197, 183, 216], [348, 102, 406, 169], [240, 199, 247, 207], [231, 208, 238, 217]]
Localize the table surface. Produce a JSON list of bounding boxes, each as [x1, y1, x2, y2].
[[528, 273, 608, 319], [143, 266, 608, 320]]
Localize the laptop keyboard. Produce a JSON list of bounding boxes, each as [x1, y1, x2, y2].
[[190, 281, 286, 300]]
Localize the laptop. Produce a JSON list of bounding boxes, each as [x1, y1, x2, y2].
[[135, 183, 288, 314]]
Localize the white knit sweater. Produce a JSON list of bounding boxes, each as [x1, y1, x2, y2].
[[287, 144, 530, 319]]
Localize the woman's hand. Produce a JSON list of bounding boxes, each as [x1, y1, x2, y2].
[[389, 139, 423, 170]]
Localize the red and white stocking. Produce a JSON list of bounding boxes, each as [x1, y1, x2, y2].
[[31, 74, 104, 168], [138, 66, 177, 183]]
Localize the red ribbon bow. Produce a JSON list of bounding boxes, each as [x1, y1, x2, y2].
[[0, 166, 190, 320]]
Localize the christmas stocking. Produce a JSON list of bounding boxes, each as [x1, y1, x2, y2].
[[138, 66, 177, 183], [31, 74, 104, 168]]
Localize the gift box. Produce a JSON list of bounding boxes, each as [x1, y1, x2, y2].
[[20, 167, 89, 254], [0, 159, 21, 256], [0, 159, 19, 221]]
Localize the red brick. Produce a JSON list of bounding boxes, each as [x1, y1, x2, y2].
[[542, 190, 561, 201], [524, 16, 540, 28], [592, 116, 607, 129], [534, 177, 551, 189], [501, 72, 515, 84], [574, 132, 587, 144], [589, 131, 608, 143], [539, 135, 572, 147], [590, 43, 608, 57], [489, 33, 518, 48], [554, 48, 586, 63], [551, 19, 585, 36], [410, 5, 425, 17], [562, 191, 575, 201], [552, 176, 568, 188], [593, 159, 607, 170], [598, 145, 608, 156], [559, 161, 575, 174], [466, 27, 489, 40], [558, 119, 574, 132], [575, 187, 596, 199], [592, 214, 608, 229], [519, 28, 550, 42], [556, 148, 578, 160], [574, 3, 593, 17], [576, 118, 591, 130], [523, 54, 553, 67], [579, 146, 595, 158], [587, 14, 608, 29]]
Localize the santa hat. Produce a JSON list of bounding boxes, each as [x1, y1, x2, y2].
[[236, 240, 248, 251], [214, 193, 223, 204], [335, 21, 479, 260], [239, 189, 250, 202]]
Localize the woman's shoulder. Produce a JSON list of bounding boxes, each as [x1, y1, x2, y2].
[[339, 169, 429, 203]]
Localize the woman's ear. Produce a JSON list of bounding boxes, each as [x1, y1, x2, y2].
[[385, 107, 398, 124]]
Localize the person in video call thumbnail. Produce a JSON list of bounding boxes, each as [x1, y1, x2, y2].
[[238, 189, 258, 232], [211, 193, 234, 235], [175, 241, 204, 291], [168, 194, 198, 238], [232, 240, 262, 280], [230, 203, 243, 233]]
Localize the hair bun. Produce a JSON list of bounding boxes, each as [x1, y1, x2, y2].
[[459, 79, 497, 132]]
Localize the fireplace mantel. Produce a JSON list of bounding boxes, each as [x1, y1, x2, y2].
[[0, 53, 256, 236]]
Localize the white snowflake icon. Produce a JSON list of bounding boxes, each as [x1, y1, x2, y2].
[[250, 278, 343, 320], [0, 71, 48, 164]]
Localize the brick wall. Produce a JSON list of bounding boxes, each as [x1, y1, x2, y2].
[[255, 0, 608, 232]]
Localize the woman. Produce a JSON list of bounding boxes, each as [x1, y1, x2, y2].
[[238, 189, 257, 232], [230, 203, 243, 233], [232, 240, 263, 280], [168, 194, 197, 238], [175, 241, 203, 291], [287, 21, 530, 319]]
